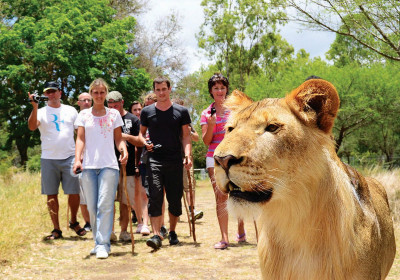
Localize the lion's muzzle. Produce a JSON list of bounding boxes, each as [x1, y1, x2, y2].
[[214, 154, 243, 175]]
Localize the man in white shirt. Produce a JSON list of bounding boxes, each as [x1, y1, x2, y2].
[[28, 81, 86, 240]]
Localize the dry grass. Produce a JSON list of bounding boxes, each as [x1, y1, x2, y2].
[[0, 173, 260, 279], [0, 169, 399, 279]]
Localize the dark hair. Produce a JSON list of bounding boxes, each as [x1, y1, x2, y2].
[[208, 73, 229, 99], [304, 75, 322, 81], [153, 77, 171, 90], [129, 101, 142, 113]]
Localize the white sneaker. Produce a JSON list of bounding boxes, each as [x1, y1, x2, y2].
[[90, 248, 96, 255], [110, 232, 117, 242], [141, 225, 150, 236], [119, 231, 131, 242], [136, 224, 143, 233], [96, 250, 108, 259]]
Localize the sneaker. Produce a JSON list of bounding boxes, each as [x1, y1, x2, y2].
[[131, 210, 138, 224], [136, 224, 143, 233], [96, 250, 108, 259], [83, 222, 92, 232], [160, 225, 168, 239], [141, 225, 150, 236], [191, 210, 204, 221], [110, 232, 117, 243], [90, 248, 96, 255], [168, 231, 179, 245], [119, 231, 131, 242], [146, 235, 162, 250]]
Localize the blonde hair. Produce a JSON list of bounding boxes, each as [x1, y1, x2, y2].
[[89, 78, 109, 95], [144, 92, 157, 104]]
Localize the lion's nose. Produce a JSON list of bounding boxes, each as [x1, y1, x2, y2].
[[214, 155, 243, 173]]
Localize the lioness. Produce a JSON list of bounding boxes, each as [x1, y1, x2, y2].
[[214, 79, 396, 280]]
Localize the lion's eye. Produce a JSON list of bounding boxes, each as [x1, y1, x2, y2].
[[265, 124, 280, 133], [227, 126, 234, 132]]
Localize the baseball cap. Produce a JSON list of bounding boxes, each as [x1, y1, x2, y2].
[[43, 81, 60, 92], [106, 91, 123, 102]]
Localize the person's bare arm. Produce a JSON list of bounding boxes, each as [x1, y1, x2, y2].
[[115, 127, 128, 165], [201, 115, 215, 146], [190, 126, 199, 142], [140, 125, 153, 152], [121, 132, 144, 147], [182, 124, 192, 170], [73, 126, 85, 173]]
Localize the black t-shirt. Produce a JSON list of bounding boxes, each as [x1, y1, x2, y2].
[[141, 103, 191, 163], [115, 112, 140, 176]]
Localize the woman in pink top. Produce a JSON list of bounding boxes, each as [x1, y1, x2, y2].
[[200, 73, 245, 250]]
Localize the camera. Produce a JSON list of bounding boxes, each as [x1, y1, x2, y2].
[[28, 94, 49, 103], [210, 107, 216, 116], [146, 140, 162, 150]]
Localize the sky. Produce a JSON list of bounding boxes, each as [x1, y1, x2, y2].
[[138, 0, 336, 74]]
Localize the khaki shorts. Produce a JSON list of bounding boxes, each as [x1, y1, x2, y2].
[[117, 176, 135, 205], [183, 166, 196, 192]]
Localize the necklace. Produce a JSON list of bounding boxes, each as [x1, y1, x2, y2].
[[92, 107, 106, 116]]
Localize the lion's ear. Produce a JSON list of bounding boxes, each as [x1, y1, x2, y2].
[[286, 79, 340, 134], [224, 89, 253, 111]]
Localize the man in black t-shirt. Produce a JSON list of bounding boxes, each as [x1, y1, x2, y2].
[[140, 77, 192, 249], [107, 91, 143, 242]]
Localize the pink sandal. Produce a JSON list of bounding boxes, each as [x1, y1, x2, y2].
[[236, 232, 246, 243], [214, 241, 229, 249]]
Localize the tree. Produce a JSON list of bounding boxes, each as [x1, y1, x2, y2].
[[109, 0, 148, 18], [0, 0, 151, 166], [133, 12, 187, 82], [245, 55, 400, 165], [288, 0, 400, 61], [197, 0, 293, 91]]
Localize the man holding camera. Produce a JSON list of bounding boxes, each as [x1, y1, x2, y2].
[[28, 81, 86, 240]]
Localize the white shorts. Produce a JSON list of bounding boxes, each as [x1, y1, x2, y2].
[[206, 157, 215, 169], [117, 176, 135, 205], [79, 176, 87, 205]]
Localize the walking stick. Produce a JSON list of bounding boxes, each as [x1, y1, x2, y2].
[[121, 150, 135, 253], [182, 187, 192, 237], [185, 156, 196, 242], [254, 220, 258, 243]]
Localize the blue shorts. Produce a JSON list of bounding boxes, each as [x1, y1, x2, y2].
[[41, 156, 80, 195]]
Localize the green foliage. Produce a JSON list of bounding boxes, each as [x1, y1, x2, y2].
[[26, 154, 41, 173], [243, 54, 400, 166], [198, 0, 293, 91], [0, 0, 151, 166]]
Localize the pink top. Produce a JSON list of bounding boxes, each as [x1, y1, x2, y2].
[[200, 102, 230, 158]]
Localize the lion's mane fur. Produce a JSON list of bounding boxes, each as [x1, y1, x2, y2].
[[214, 79, 396, 280]]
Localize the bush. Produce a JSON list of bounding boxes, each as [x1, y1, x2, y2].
[[26, 154, 41, 173]]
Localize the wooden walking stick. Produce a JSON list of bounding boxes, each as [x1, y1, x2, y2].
[[121, 150, 134, 253], [254, 220, 258, 243], [182, 187, 192, 237], [185, 156, 196, 242]]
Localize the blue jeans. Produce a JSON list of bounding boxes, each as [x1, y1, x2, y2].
[[81, 168, 119, 253]]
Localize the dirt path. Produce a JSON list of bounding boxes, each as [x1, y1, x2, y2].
[[2, 183, 261, 280]]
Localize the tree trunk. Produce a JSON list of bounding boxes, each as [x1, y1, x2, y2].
[[16, 136, 29, 167]]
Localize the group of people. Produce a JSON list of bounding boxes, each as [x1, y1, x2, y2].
[[27, 73, 246, 259]]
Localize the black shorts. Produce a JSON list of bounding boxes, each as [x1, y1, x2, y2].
[[147, 161, 183, 217]]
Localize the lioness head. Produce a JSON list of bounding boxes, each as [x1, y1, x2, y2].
[[214, 79, 340, 219]]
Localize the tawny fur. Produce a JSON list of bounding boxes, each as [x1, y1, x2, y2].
[[214, 80, 396, 280]]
